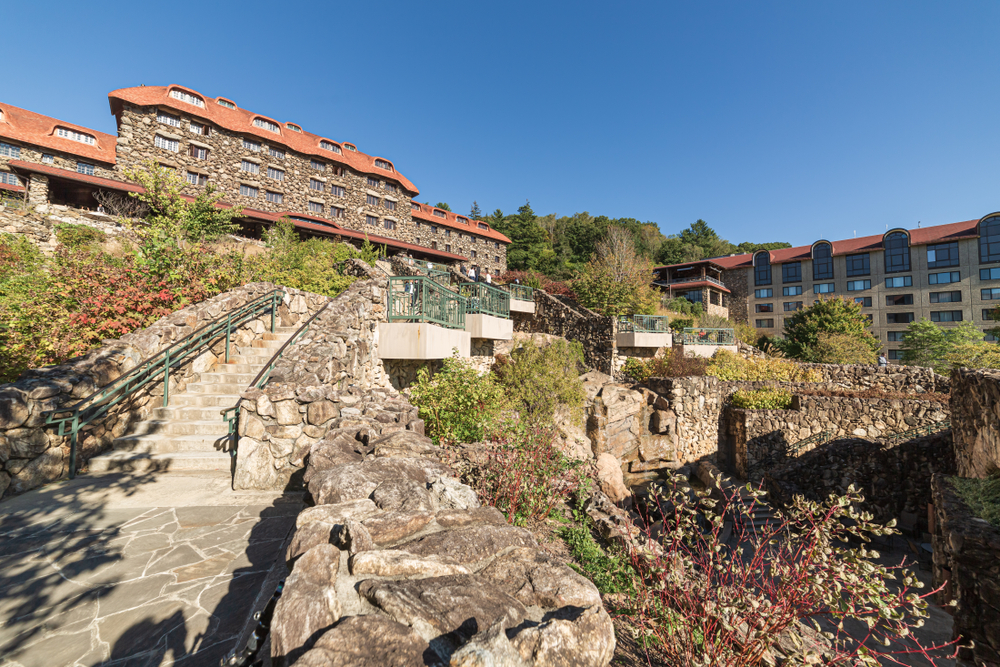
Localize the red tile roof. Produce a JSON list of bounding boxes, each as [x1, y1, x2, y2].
[[712, 218, 984, 269], [107, 85, 418, 195], [410, 203, 511, 244], [0, 101, 117, 164], [0, 181, 24, 193], [7, 160, 142, 192], [653, 259, 727, 271]]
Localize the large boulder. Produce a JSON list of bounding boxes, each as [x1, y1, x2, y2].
[[294, 616, 430, 667], [271, 544, 342, 666]]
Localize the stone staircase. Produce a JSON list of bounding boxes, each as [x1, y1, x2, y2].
[[88, 327, 298, 473]]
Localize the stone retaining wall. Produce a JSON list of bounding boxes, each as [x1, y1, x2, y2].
[[797, 363, 946, 393], [0, 201, 130, 252], [512, 291, 615, 375], [0, 281, 331, 498], [932, 474, 1000, 666], [950, 368, 1000, 478]]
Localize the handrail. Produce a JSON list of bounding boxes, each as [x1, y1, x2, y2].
[[681, 327, 736, 345], [387, 276, 466, 329], [43, 289, 283, 478], [459, 281, 510, 318], [504, 284, 535, 302], [221, 300, 333, 452], [618, 314, 670, 333]]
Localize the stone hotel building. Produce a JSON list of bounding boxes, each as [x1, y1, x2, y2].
[[0, 84, 509, 272], [710, 217, 1000, 360]]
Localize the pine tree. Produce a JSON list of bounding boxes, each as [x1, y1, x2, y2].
[[469, 201, 483, 220]]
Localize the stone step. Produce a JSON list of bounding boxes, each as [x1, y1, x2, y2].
[[112, 432, 232, 453], [150, 405, 232, 421], [186, 382, 249, 394], [88, 451, 231, 473], [263, 332, 293, 341], [251, 339, 286, 349], [124, 419, 231, 437], [167, 393, 241, 408], [209, 363, 257, 374], [196, 372, 259, 385]]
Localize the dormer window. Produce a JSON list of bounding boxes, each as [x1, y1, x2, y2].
[[217, 98, 236, 109], [477, 222, 488, 229], [253, 118, 280, 133], [171, 89, 205, 107], [286, 123, 302, 132], [433, 209, 446, 218], [457, 217, 468, 225], [56, 127, 96, 145], [344, 143, 357, 152], [374, 159, 393, 171], [320, 140, 342, 154], [812, 242, 833, 280], [0, 109, 4, 121], [411, 202, 420, 211], [884, 231, 911, 274]]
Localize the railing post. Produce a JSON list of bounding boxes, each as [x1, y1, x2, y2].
[[69, 420, 78, 480], [271, 291, 277, 333], [163, 349, 170, 407], [225, 313, 232, 363]]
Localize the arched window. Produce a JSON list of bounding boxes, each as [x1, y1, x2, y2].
[[884, 231, 910, 274], [754, 252, 772, 286], [813, 242, 833, 280], [980, 215, 1000, 264]]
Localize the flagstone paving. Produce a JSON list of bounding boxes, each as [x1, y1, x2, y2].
[[0, 470, 302, 667]]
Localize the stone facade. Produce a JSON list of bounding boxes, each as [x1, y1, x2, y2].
[[0, 282, 329, 498], [722, 266, 750, 324], [950, 367, 1000, 478], [932, 474, 1000, 667]]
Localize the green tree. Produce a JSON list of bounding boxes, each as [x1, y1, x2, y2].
[[494, 201, 553, 271], [902, 320, 995, 373], [434, 202, 451, 212], [782, 296, 880, 362], [572, 227, 657, 316], [469, 201, 483, 219], [735, 241, 793, 254]]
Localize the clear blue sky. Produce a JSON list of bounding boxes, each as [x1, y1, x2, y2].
[[5, 1, 999, 247]]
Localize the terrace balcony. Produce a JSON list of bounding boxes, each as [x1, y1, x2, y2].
[[679, 327, 738, 357], [460, 282, 513, 340], [378, 277, 470, 359], [505, 284, 536, 314], [616, 315, 672, 348]]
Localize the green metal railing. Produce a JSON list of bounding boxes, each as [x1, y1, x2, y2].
[[388, 276, 466, 329], [222, 301, 333, 450], [411, 264, 453, 288], [43, 289, 283, 478], [460, 282, 510, 318], [681, 327, 736, 345], [618, 314, 670, 333], [506, 284, 535, 302], [885, 420, 950, 441]]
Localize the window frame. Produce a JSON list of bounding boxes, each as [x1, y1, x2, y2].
[[930, 310, 964, 323], [846, 279, 871, 291], [845, 253, 870, 277], [754, 288, 773, 299], [783, 286, 803, 296], [813, 282, 835, 294], [928, 271, 961, 285], [930, 291, 962, 303], [980, 215, 1000, 264], [883, 231, 911, 274], [781, 261, 802, 284], [927, 242, 960, 269], [812, 243, 833, 280]]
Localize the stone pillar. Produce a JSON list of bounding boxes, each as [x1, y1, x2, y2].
[[27, 173, 49, 208]]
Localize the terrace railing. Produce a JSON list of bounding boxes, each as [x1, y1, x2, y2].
[[681, 327, 736, 345], [618, 314, 670, 333], [460, 282, 510, 319], [505, 284, 535, 302], [667, 275, 727, 288], [43, 289, 283, 478], [388, 276, 466, 329], [412, 265, 453, 289]]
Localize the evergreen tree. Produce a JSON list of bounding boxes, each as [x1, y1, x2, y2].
[[435, 202, 451, 212], [782, 296, 880, 362], [469, 201, 483, 220]]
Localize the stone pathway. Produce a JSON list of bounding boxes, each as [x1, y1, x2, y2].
[[0, 470, 302, 667]]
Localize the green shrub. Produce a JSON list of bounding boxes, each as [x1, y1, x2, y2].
[[734, 321, 759, 346], [410, 354, 510, 445], [559, 523, 636, 597], [662, 297, 703, 319], [812, 331, 877, 365], [55, 223, 106, 250], [668, 317, 694, 333], [706, 349, 821, 382], [492, 339, 585, 427], [952, 471, 1000, 529], [620, 350, 709, 382], [621, 357, 654, 383], [730, 387, 793, 410]]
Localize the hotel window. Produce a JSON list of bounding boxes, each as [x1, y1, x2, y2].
[[331, 166, 343, 176], [366, 215, 378, 225], [980, 215, 1000, 264], [927, 242, 959, 268], [886, 294, 913, 306], [384, 219, 396, 231], [268, 147, 285, 159], [189, 145, 208, 160], [411, 202, 421, 211], [217, 98, 236, 109], [241, 160, 260, 174], [846, 280, 871, 291], [755, 303, 774, 313], [309, 179, 324, 191], [982, 288, 1000, 300], [366, 194, 380, 206], [157, 111, 181, 128], [41, 154, 54, 164], [0, 172, 20, 186], [267, 167, 285, 181], [330, 185, 345, 197], [243, 138, 261, 152], [886, 312, 915, 324], [471, 250, 477, 259], [812, 242, 833, 280], [754, 289, 773, 298], [813, 282, 835, 294], [185, 171, 207, 186], [374, 159, 393, 170], [367, 177, 380, 187], [884, 231, 910, 273], [254, 118, 280, 132], [931, 311, 963, 322], [310, 160, 325, 171], [56, 128, 95, 145], [885, 276, 912, 288], [308, 201, 324, 214], [931, 291, 962, 303], [755, 319, 774, 328], [154, 135, 179, 152], [171, 89, 204, 107], [981, 267, 1000, 280], [929, 271, 960, 285], [444, 229, 451, 237], [782, 286, 802, 296], [478, 222, 489, 229], [434, 209, 447, 218], [495, 255, 500, 262], [445, 244, 452, 253], [854, 297, 873, 307], [754, 252, 771, 286], [77, 162, 95, 176], [888, 350, 905, 360], [783, 302, 803, 311], [385, 200, 396, 211], [385, 183, 398, 194], [845, 253, 870, 277], [781, 261, 801, 283], [886, 331, 906, 342], [0, 142, 19, 158], [431, 225, 438, 234], [189, 122, 209, 136], [345, 143, 357, 152], [431, 241, 439, 250], [331, 206, 344, 218], [863, 314, 874, 324], [983, 309, 998, 321], [987, 332, 999, 342], [286, 123, 301, 132], [265, 191, 283, 204], [320, 140, 342, 154], [240, 184, 258, 197]]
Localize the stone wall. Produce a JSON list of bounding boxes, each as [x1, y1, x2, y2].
[[269, 389, 614, 667], [797, 363, 946, 394], [645, 375, 728, 464], [0, 201, 130, 252], [233, 272, 393, 490], [513, 291, 615, 375], [950, 368, 1000, 478], [722, 267, 749, 323], [766, 432, 955, 531], [0, 282, 329, 498], [931, 474, 1000, 667]]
